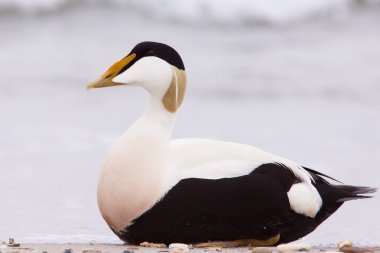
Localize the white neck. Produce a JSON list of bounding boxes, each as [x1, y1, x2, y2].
[[97, 93, 176, 232], [137, 96, 176, 137]]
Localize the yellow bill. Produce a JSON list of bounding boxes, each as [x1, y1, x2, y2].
[[87, 53, 136, 90]]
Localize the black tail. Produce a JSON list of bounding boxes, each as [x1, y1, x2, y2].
[[304, 167, 377, 203], [277, 168, 376, 244], [304, 168, 377, 226], [312, 178, 376, 231], [333, 185, 377, 202]]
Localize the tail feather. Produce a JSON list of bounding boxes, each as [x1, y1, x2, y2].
[[335, 185, 377, 202], [304, 167, 377, 203], [303, 167, 342, 183]]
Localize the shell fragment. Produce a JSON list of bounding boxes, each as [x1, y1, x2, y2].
[[276, 243, 311, 252]]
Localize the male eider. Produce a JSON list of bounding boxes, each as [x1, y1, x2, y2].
[[87, 41, 376, 246]]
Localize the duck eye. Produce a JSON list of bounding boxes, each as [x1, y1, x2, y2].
[[145, 50, 156, 57]]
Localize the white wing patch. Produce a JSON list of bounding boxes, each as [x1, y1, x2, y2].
[[172, 138, 274, 179], [287, 182, 322, 218], [172, 138, 311, 182]]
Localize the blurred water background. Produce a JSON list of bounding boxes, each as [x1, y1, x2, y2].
[[0, 0, 379, 246]]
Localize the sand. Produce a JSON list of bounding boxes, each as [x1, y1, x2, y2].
[[1, 242, 379, 253]]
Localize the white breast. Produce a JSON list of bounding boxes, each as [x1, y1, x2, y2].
[[97, 110, 176, 232]]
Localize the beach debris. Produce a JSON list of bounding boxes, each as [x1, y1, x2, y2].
[[1, 242, 19, 253], [82, 248, 101, 253], [140, 242, 167, 248], [169, 243, 190, 252], [123, 250, 134, 253], [276, 243, 311, 252], [126, 247, 139, 250], [7, 238, 20, 248], [63, 249, 73, 253], [337, 240, 353, 251], [252, 247, 276, 253]]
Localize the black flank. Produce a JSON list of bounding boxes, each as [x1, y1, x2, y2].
[[114, 163, 376, 245]]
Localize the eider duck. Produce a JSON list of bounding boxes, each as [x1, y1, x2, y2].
[[87, 41, 376, 246]]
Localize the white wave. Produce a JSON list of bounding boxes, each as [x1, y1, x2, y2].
[[0, 0, 378, 26], [127, 0, 350, 25], [0, 0, 64, 11]]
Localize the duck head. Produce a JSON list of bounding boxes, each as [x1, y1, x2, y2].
[[87, 41, 187, 113]]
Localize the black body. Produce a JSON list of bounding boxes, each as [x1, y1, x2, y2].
[[115, 163, 375, 245]]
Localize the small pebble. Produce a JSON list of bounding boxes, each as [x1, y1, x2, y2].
[[169, 243, 189, 252], [123, 250, 134, 253], [7, 238, 20, 248], [140, 242, 166, 248], [252, 247, 276, 253], [82, 248, 101, 253], [337, 240, 353, 251], [276, 243, 311, 252], [63, 249, 73, 253]]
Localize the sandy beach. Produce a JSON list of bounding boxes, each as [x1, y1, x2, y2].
[[1, 242, 380, 253]]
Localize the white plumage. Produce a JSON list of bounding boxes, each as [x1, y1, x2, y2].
[[95, 55, 322, 231], [88, 41, 375, 245]]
